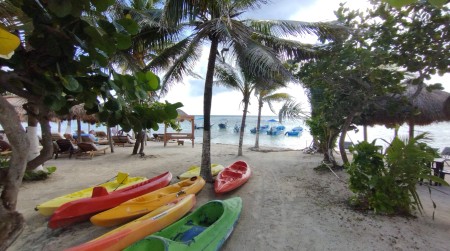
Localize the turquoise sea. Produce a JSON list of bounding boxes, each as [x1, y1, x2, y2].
[[52, 115, 450, 152]]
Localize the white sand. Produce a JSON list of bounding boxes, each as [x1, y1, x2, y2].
[[8, 141, 450, 251]]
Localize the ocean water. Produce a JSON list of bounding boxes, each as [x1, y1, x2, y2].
[[51, 115, 450, 152]]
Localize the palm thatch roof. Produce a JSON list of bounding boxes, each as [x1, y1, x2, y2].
[[361, 84, 450, 127], [176, 109, 194, 122], [68, 104, 99, 124]]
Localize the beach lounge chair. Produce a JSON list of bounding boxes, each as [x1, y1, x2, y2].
[[0, 140, 12, 152], [54, 139, 77, 159], [63, 133, 77, 144], [51, 133, 64, 141], [76, 142, 109, 159], [112, 135, 135, 147], [96, 131, 107, 140]]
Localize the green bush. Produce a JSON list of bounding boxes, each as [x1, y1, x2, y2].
[[23, 166, 57, 181], [346, 134, 446, 215]]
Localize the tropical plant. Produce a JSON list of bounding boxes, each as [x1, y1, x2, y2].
[[346, 134, 448, 215], [214, 57, 258, 156], [253, 88, 292, 149], [0, 0, 181, 248], [156, 0, 345, 181]]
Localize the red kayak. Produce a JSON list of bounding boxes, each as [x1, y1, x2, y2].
[[48, 172, 172, 229], [214, 161, 251, 193]]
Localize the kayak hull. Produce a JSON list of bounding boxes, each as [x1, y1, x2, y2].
[[215, 161, 251, 194], [91, 176, 205, 227], [48, 172, 172, 229], [124, 197, 242, 251], [177, 164, 224, 180], [35, 172, 146, 216], [65, 195, 196, 251]]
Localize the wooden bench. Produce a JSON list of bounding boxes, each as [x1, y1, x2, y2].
[[163, 133, 194, 147]]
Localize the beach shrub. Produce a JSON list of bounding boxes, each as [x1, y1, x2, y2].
[[23, 166, 57, 182], [346, 134, 446, 215]]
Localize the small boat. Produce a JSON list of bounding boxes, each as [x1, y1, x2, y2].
[[285, 126, 303, 137], [90, 176, 205, 227], [35, 172, 146, 216], [215, 161, 251, 194], [48, 172, 172, 229], [65, 195, 196, 251], [218, 119, 228, 129], [266, 126, 283, 135], [124, 197, 242, 251], [250, 124, 269, 134], [177, 164, 224, 180], [194, 123, 214, 129]]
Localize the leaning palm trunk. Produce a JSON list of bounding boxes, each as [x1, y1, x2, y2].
[[0, 96, 30, 250], [238, 95, 250, 156], [200, 36, 219, 183], [254, 99, 263, 149]]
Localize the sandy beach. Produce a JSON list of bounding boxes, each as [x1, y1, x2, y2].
[[8, 141, 450, 251]]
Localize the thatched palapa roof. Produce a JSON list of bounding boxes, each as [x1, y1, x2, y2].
[[362, 84, 450, 127]]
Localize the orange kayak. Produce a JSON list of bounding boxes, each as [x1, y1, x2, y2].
[[64, 194, 196, 251], [215, 161, 251, 193], [91, 176, 205, 227]]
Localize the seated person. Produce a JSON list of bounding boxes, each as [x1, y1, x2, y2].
[[88, 130, 98, 142]]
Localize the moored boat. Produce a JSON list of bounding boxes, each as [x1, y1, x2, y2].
[[215, 161, 251, 194], [124, 197, 242, 251], [177, 164, 224, 180], [65, 195, 196, 251], [90, 176, 205, 227], [48, 172, 172, 229], [35, 172, 146, 216]]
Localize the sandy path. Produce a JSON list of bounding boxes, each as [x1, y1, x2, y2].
[[8, 141, 450, 251]]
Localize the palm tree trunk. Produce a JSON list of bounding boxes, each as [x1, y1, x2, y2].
[[254, 98, 263, 149], [339, 113, 355, 165], [200, 36, 219, 183], [238, 95, 250, 156], [0, 95, 29, 250]]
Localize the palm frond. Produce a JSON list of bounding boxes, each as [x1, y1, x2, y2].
[[244, 19, 347, 40], [278, 100, 309, 123], [145, 36, 193, 72], [158, 33, 205, 96], [264, 92, 292, 114], [234, 39, 293, 83], [251, 33, 317, 61], [214, 60, 244, 92]]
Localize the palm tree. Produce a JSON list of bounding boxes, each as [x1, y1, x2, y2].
[[156, 0, 343, 182], [106, 0, 184, 155], [213, 57, 258, 156], [253, 88, 292, 149]]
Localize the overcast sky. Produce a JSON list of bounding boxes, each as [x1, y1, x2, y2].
[[161, 0, 449, 116]]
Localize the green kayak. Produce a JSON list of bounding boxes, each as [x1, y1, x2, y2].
[[124, 197, 242, 251]]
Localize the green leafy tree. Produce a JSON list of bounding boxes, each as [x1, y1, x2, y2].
[[156, 0, 344, 182], [0, 0, 180, 248], [295, 4, 406, 166]]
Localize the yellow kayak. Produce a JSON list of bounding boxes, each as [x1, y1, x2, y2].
[[65, 195, 196, 251], [90, 176, 205, 227], [177, 164, 224, 180], [35, 172, 146, 216]]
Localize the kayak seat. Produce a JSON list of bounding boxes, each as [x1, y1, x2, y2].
[[92, 186, 109, 197], [222, 170, 243, 178], [175, 225, 207, 242]]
